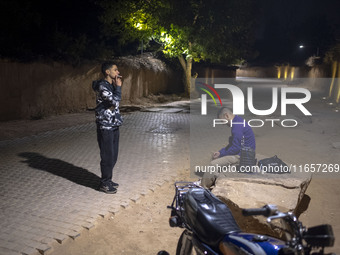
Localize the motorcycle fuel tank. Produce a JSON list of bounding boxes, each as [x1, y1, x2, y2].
[[220, 232, 286, 255]]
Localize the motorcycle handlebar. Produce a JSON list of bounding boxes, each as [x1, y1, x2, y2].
[[242, 205, 278, 217]]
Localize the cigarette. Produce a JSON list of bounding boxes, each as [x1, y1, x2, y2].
[[117, 75, 122, 78]]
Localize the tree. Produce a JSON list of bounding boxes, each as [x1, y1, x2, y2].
[[99, 0, 164, 52], [157, 0, 258, 93], [100, 0, 258, 94]]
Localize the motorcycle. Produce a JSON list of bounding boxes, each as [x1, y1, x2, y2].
[[167, 181, 335, 255]]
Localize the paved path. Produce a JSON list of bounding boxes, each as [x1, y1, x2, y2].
[[0, 111, 189, 255]]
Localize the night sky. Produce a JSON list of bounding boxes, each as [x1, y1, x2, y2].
[[253, 0, 340, 65]]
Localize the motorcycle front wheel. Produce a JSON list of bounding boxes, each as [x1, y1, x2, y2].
[[176, 230, 197, 255]]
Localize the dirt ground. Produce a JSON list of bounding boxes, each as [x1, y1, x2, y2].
[[49, 169, 194, 255], [1, 95, 339, 255]]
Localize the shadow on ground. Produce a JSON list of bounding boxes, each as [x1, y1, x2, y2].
[[295, 194, 311, 218], [18, 152, 100, 190]]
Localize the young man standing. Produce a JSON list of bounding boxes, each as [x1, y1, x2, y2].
[[92, 61, 123, 194]]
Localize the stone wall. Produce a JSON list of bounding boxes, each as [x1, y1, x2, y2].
[[236, 65, 330, 79], [236, 65, 334, 96], [193, 65, 237, 79], [237, 66, 278, 78], [0, 56, 182, 121]]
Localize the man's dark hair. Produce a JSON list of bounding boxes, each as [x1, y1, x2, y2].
[[101, 61, 116, 76], [217, 107, 233, 118]]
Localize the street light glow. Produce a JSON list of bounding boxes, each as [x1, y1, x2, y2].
[[299, 45, 304, 49]]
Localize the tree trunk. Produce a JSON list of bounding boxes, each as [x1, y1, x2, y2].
[[178, 55, 192, 96]]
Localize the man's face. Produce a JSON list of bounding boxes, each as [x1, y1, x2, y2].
[[222, 113, 233, 127], [106, 65, 120, 79]]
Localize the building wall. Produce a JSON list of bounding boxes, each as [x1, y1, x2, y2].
[[0, 57, 182, 121], [236, 65, 334, 97], [236, 65, 330, 79]]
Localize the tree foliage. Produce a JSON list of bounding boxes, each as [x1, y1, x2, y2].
[[1, 0, 257, 68], [1, 0, 339, 69], [99, 0, 258, 65], [161, 0, 258, 64], [98, 0, 166, 53], [99, 0, 258, 93]]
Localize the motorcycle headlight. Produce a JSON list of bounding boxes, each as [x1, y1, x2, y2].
[[304, 224, 335, 247]]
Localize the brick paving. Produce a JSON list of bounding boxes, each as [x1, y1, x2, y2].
[[0, 111, 190, 255]]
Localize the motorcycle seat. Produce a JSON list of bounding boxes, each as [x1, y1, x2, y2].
[[183, 187, 241, 248]]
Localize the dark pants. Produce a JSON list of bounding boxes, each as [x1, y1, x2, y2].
[[96, 127, 120, 185]]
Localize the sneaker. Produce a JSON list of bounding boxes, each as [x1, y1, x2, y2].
[[99, 182, 117, 194], [110, 181, 119, 188]]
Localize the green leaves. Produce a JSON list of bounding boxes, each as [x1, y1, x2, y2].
[[154, 25, 191, 59], [99, 0, 257, 64]]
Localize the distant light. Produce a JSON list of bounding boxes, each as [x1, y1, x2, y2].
[[284, 66, 288, 80], [290, 67, 295, 80], [299, 45, 304, 49], [277, 66, 281, 79], [329, 102, 334, 105], [322, 97, 327, 100]]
